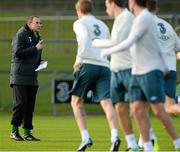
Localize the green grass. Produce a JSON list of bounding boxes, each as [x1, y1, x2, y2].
[[0, 114, 180, 151]]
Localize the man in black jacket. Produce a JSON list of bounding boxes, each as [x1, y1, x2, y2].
[[10, 16, 43, 141]]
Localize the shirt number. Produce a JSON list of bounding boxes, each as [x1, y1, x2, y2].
[[93, 24, 101, 36], [157, 23, 166, 34]]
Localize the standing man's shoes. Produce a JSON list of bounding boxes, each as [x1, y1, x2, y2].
[[24, 133, 40, 141], [10, 132, 24, 141]]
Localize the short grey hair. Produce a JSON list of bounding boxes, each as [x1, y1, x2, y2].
[[26, 16, 39, 24]]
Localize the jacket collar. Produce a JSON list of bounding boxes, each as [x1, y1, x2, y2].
[[24, 24, 41, 40]]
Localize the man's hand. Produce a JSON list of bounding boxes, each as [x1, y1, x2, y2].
[[164, 68, 170, 76], [73, 63, 80, 72], [100, 49, 110, 58], [36, 40, 44, 50]]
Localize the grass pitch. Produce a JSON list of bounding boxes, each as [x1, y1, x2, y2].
[[0, 114, 180, 151]]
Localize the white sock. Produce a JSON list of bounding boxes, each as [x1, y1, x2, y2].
[[125, 134, 138, 149], [174, 138, 180, 149], [111, 128, 119, 142], [144, 141, 153, 152], [139, 128, 156, 148], [138, 135, 143, 148], [149, 128, 157, 141], [178, 96, 180, 103], [81, 129, 90, 141]]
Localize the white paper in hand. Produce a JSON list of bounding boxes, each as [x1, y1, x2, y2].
[[35, 61, 48, 71]]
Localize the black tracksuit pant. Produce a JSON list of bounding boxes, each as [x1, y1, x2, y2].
[[11, 85, 38, 130]]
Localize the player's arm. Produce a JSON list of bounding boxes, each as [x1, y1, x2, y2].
[[92, 26, 120, 48], [100, 35, 137, 57], [100, 17, 147, 57], [73, 21, 88, 65], [73, 21, 89, 52], [175, 36, 180, 60], [92, 38, 118, 48], [92, 18, 129, 48], [175, 34, 180, 51]]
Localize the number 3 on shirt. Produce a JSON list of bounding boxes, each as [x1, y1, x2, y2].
[[157, 23, 166, 34], [93, 24, 101, 36]]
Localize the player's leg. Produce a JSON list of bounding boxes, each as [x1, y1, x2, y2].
[[111, 70, 138, 151], [71, 95, 87, 136], [71, 95, 92, 151], [130, 101, 153, 152], [164, 71, 180, 114], [100, 99, 121, 152], [129, 76, 153, 152], [70, 64, 95, 151], [97, 66, 120, 151], [101, 99, 118, 135], [151, 103, 180, 150], [138, 110, 159, 151], [165, 96, 180, 114], [115, 103, 139, 151], [137, 70, 168, 151], [144, 70, 180, 151], [115, 103, 132, 135]]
